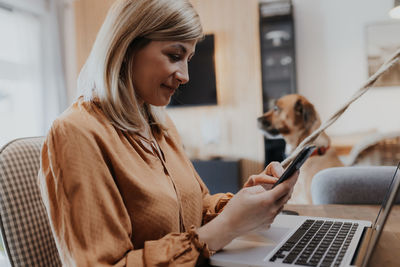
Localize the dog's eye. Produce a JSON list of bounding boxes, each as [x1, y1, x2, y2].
[[273, 106, 279, 112]]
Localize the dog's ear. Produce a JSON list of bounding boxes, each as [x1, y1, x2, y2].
[[294, 99, 317, 128], [294, 99, 304, 115]]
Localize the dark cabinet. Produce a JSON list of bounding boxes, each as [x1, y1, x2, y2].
[[192, 159, 240, 194], [259, 0, 297, 165]]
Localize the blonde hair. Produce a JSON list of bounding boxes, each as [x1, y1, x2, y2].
[[77, 0, 203, 134]]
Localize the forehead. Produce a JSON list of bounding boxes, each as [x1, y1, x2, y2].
[[276, 95, 298, 107]]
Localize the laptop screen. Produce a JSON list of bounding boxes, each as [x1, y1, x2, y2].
[[361, 161, 400, 267]]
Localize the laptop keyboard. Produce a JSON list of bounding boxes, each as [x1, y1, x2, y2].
[[269, 219, 358, 267]]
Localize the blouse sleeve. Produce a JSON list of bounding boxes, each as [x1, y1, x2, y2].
[[38, 120, 211, 267]]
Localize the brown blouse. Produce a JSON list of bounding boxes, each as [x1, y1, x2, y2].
[[38, 100, 233, 266]]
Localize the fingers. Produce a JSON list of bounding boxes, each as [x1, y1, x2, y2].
[[280, 170, 299, 189], [244, 184, 267, 194], [234, 167, 297, 234], [275, 205, 284, 215], [244, 162, 285, 188], [264, 161, 284, 178], [261, 183, 274, 191], [269, 178, 296, 200], [267, 194, 290, 221], [244, 174, 278, 188], [253, 174, 278, 186], [276, 192, 292, 206], [256, 171, 298, 203], [272, 179, 296, 213]]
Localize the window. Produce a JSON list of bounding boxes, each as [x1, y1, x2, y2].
[[0, 6, 44, 146], [0, 0, 66, 147]]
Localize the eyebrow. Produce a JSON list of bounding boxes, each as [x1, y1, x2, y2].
[[170, 44, 195, 57], [171, 44, 187, 53]]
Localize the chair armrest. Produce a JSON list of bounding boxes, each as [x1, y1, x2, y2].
[[311, 166, 400, 204]]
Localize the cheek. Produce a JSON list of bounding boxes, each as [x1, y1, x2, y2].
[[271, 113, 291, 134], [158, 60, 176, 79], [132, 71, 147, 97], [270, 113, 285, 127], [133, 65, 159, 96], [132, 54, 163, 85], [144, 61, 172, 87]]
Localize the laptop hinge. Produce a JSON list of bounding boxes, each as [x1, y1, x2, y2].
[[352, 226, 373, 266]]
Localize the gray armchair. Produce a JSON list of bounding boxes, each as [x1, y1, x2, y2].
[[311, 166, 400, 204]]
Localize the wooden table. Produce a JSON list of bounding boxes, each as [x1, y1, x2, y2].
[[285, 204, 400, 267]]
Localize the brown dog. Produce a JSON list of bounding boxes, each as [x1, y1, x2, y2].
[[257, 94, 343, 204]]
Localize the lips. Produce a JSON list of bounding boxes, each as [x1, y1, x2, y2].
[[161, 84, 178, 95], [162, 84, 177, 90]]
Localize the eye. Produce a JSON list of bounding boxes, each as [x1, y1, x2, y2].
[[273, 105, 279, 112], [168, 54, 181, 62]]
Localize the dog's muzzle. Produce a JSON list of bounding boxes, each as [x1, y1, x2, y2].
[[257, 116, 280, 136]]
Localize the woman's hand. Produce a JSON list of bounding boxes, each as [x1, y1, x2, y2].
[[197, 161, 299, 251], [221, 164, 298, 237], [243, 161, 284, 190]]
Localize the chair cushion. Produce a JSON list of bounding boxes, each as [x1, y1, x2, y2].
[[311, 166, 400, 205], [0, 137, 61, 266]]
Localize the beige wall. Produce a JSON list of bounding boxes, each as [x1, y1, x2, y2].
[[74, 0, 115, 71], [73, 0, 266, 183]]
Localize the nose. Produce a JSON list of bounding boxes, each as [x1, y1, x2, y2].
[[257, 116, 270, 127], [175, 64, 189, 85]]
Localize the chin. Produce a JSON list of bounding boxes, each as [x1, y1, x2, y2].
[[152, 98, 171, 107], [161, 95, 173, 106]]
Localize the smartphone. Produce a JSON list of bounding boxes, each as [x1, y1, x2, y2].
[[271, 145, 316, 189]]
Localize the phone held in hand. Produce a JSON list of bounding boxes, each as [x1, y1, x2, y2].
[[271, 145, 316, 189]]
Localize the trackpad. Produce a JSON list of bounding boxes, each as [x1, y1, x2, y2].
[[210, 226, 290, 265], [224, 226, 290, 250]]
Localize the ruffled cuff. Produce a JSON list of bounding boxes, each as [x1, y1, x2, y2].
[[203, 193, 234, 225], [215, 193, 234, 212], [187, 225, 215, 259], [143, 226, 215, 266]]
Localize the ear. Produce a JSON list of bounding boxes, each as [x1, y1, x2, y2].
[[294, 99, 317, 128], [294, 99, 303, 115]]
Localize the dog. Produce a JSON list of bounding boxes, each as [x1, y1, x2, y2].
[[257, 94, 343, 204]]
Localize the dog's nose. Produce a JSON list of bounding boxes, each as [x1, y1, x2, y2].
[[257, 116, 270, 128], [257, 116, 268, 124]]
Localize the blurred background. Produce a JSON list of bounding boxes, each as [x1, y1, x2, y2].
[[0, 0, 400, 264]]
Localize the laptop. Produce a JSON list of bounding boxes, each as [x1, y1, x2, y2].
[[210, 162, 400, 267]]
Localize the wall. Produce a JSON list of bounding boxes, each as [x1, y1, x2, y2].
[[74, 0, 115, 70], [71, 0, 400, 182], [293, 0, 400, 136], [73, 0, 266, 183]]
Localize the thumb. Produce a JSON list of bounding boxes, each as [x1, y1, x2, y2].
[[265, 161, 284, 178]]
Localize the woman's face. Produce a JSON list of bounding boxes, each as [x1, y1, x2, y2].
[[131, 40, 196, 106]]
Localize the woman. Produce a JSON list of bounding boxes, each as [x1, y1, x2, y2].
[[38, 0, 298, 266]]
